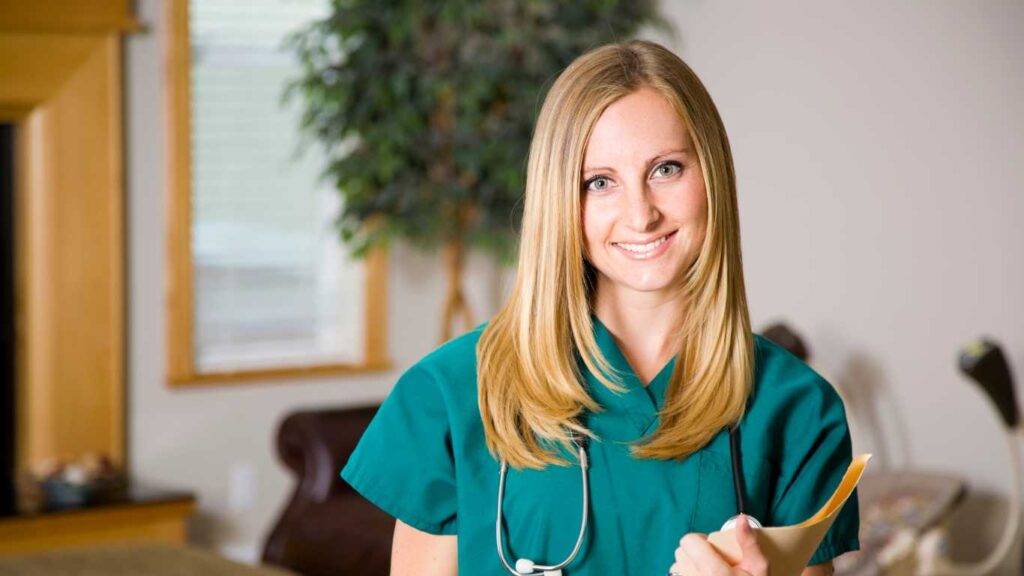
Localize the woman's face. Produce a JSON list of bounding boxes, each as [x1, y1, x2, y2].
[[581, 86, 708, 299]]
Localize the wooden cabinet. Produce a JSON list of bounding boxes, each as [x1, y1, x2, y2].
[[0, 486, 196, 555], [0, 0, 135, 494], [0, 2, 200, 557]]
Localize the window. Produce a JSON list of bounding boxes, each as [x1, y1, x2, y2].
[[165, 0, 389, 385]]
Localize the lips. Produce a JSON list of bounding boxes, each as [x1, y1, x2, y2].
[[612, 230, 677, 258], [610, 229, 675, 252]]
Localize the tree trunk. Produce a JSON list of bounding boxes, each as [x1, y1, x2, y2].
[[440, 234, 475, 344]]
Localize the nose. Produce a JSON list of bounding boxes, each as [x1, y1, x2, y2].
[[623, 185, 660, 232]]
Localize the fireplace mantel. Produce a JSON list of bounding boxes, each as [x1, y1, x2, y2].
[[0, 1, 139, 35], [0, 0, 137, 480]]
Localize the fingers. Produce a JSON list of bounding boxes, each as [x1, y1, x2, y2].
[[676, 533, 732, 576], [735, 515, 754, 546], [672, 519, 770, 576], [668, 548, 700, 575], [733, 515, 769, 576]]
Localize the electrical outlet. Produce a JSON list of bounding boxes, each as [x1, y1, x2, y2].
[[228, 461, 257, 513]]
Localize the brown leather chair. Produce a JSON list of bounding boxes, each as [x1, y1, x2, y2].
[[262, 406, 394, 576]]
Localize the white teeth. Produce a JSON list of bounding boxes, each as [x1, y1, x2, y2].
[[615, 233, 670, 254]]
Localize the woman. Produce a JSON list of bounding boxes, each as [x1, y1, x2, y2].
[[340, 39, 859, 575]]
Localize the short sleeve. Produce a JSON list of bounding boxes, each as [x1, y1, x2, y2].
[[339, 363, 459, 535], [769, 375, 860, 566]]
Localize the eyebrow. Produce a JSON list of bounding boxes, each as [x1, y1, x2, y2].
[[582, 148, 691, 176]]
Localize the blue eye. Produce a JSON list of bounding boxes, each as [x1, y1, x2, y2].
[[582, 161, 683, 193], [654, 161, 682, 178], [584, 176, 610, 192]]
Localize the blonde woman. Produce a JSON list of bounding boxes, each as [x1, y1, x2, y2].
[[341, 39, 858, 576]]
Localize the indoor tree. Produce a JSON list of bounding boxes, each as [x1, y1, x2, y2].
[[284, 0, 674, 342]]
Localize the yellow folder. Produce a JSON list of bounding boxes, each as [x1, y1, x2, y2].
[[707, 453, 872, 576]]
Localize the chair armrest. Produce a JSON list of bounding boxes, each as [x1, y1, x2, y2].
[[263, 405, 391, 575], [273, 406, 380, 502]]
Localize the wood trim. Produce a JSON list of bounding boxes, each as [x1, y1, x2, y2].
[[105, 33, 126, 468], [0, 34, 99, 106], [167, 359, 394, 388], [0, 0, 141, 35], [0, 105, 32, 122], [13, 108, 36, 482], [164, 0, 392, 387], [2, 30, 127, 470], [0, 499, 196, 554], [164, 0, 194, 386]]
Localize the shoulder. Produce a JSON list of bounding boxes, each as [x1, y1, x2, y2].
[[747, 333, 848, 426], [371, 321, 489, 436], [748, 336, 859, 551], [403, 320, 489, 399]]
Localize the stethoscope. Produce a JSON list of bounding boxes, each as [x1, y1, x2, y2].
[[495, 426, 762, 575]]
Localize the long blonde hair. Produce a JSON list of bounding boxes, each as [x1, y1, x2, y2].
[[477, 39, 753, 470]]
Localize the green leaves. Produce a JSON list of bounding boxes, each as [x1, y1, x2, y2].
[[284, 0, 671, 260]]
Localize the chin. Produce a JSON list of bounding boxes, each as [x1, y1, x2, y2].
[[589, 245, 693, 294], [605, 268, 683, 293]]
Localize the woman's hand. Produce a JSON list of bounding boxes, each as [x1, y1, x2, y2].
[[668, 515, 769, 576]]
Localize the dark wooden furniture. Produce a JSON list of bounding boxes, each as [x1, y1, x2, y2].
[[262, 406, 394, 576]]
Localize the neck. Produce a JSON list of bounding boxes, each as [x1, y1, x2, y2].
[[592, 279, 686, 379]]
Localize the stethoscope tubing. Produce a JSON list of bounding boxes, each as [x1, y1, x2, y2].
[[495, 427, 754, 575], [496, 434, 591, 575]]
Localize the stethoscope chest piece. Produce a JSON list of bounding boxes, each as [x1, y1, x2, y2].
[[720, 514, 763, 531]]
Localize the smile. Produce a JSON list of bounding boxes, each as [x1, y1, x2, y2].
[[612, 230, 677, 259]]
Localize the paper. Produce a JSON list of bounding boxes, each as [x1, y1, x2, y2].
[[706, 453, 872, 576]]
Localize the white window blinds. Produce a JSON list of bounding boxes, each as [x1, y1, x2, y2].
[[189, 0, 365, 372]]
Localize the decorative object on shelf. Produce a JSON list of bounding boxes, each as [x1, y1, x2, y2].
[[25, 452, 126, 510], [283, 1, 675, 342]]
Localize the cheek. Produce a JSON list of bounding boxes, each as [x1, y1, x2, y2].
[[667, 179, 708, 226], [685, 194, 710, 254], [688, 195, 708, 228], [581, 197, 610, 248]]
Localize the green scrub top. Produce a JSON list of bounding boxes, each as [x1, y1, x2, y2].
[[341, 314, 860, 575]]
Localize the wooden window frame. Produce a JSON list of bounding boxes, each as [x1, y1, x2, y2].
[[163, 0, 390, 387]]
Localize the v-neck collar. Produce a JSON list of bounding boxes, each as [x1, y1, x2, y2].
[[580, 313, 676, 443]]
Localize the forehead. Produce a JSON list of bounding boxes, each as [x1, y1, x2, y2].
[[583, 87, 691, 168]]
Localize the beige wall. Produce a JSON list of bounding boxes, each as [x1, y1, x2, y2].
[[652, 1, 1024, 570], [126, 0, 1023, 569]]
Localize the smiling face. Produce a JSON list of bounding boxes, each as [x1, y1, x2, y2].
[[581, 86, 708, 302]]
